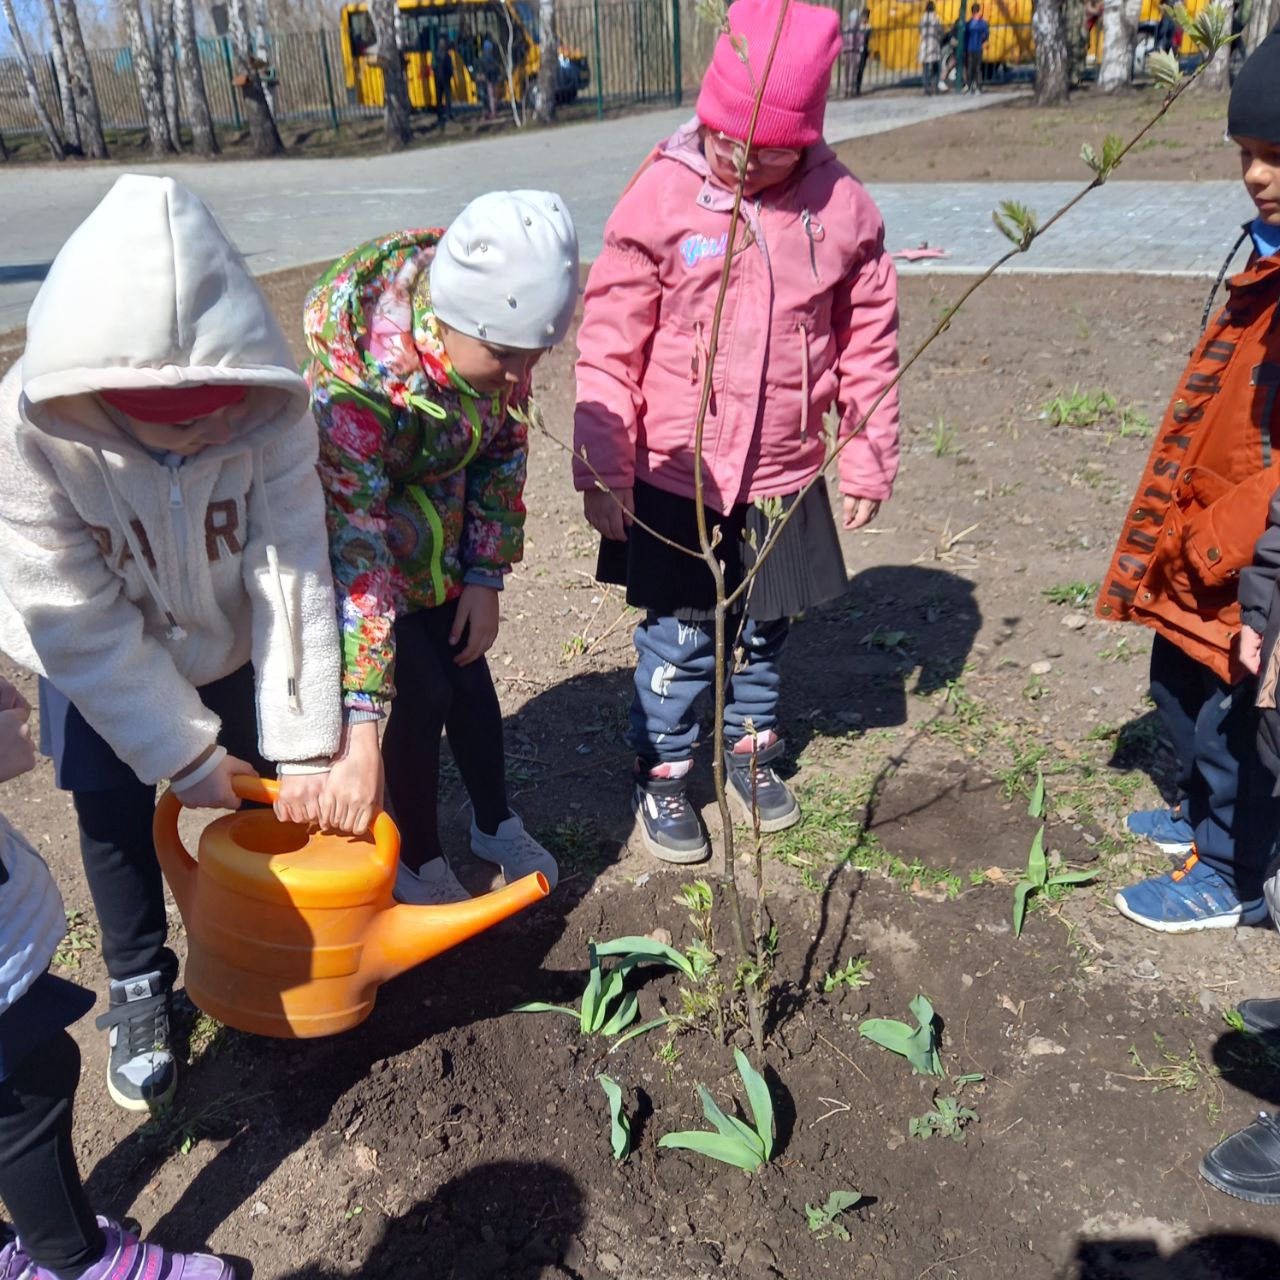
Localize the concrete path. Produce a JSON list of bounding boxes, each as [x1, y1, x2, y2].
[[0, 92, 1004, 332]]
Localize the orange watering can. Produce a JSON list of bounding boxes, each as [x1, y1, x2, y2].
[[154, 776, 548, 1039]]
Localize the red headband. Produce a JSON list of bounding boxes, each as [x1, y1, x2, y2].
[[100, 385, 249, 425]]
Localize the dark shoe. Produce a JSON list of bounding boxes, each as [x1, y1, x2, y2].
[[95, 971, 176, 1112], [1200, 1112, 1280, 1204], [725, 737, 801, 833], [1238, 998, 1280, 1039], [632, 770, 710, 864]]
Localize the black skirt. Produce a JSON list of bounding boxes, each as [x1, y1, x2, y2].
[[595, 478, 848, 621]]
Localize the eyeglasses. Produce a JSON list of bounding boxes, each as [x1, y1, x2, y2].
[[709, 131, 803, 167]]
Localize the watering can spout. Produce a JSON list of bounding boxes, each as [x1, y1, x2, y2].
[[367, 872, 550, 982]]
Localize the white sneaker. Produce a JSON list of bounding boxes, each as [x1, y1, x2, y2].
[[394, 857, 470, 905], [470, 812, 559, 890]]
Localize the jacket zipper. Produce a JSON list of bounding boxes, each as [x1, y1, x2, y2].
[[166, 458, 188, 618], [801, 209, 823, 282]]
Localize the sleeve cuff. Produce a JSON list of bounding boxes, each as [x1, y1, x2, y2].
[[1241, 606, 1269, 633], [278, 759, 332, 776], [170, 745, 226, 795], [462, 569, 505, 590], [343, 705, 386, 725]]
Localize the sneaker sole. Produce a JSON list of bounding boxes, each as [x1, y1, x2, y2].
[[1148, 838, 1195, 855], [106, 1065, 176, 1113], [1266, 873, 1280, 931], [630, 795, 710, 865], [1199, 1159, 1280, 1205], [1113, 891, 1270, 934], [727, 786, 802, 834]]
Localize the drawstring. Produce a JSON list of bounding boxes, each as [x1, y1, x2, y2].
[[1199, 228, 1251, 333], [93, 450, 187, 643], [253, 449, 301, 712], [801, 208, 824, 282], [799, 322, 811, 443]]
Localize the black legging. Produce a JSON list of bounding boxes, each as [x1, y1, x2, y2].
[[381, 598, 510, 870], [0, 1031, 102, 1277]]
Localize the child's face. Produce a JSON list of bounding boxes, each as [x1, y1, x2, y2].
[[1236, 135, 1280, 225], [703, 130, 803, 198], [440, 324, 544, 395], [117, 411, 235, 456]]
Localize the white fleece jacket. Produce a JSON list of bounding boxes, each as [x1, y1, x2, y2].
[[0, 174, 342, 785], [0, 813, 67, 1018]]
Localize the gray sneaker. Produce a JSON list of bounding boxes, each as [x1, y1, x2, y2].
[[95, 971, 176, 1112], [394, 857, 471, 905], [470, 812, 559, 890]]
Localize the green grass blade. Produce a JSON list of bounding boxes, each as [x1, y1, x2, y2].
[[1027, 827, 1047, 885], [594, 936, 696, 979], [597, 1074, 631, 1161], [600, 990, 640, 1037], [733, 1048, 775, 1160], [512, 1002, 579, 1018], [1047, 869, 1101, 886], [657, 1130, 762, 1171], [1028, 770, 1045, 819], [607, 1014, 672, 1051], [1012, 879, 1035, 937]]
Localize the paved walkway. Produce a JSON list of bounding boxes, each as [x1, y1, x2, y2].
[[0, 91, 1254, 332]]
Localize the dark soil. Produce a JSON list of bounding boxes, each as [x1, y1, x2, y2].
[[4, 267, 1280, 1279], [841, 85, 1240, 183]]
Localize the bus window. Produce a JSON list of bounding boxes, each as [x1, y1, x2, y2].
[[348, 10, 375, 56]]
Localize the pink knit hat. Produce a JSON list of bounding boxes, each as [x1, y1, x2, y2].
[[696, 0, 841, 150]]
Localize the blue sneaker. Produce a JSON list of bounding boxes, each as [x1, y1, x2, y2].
[[1126, 805, 1195, 854], [1114, 852, 1269, 933]]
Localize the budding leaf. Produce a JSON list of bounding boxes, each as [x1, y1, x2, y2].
[[992, 199, 1038, 252], [1147, 49, 1183, 89], [1188, 0, 1233, 51]]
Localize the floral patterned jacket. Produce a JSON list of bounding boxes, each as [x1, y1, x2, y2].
[[303, 229, 528, 712]]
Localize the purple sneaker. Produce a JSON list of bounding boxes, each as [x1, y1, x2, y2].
[[13, 1219, 234, 1280]]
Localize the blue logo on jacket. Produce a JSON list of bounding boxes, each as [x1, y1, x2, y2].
[[680, 232, 728, 269]]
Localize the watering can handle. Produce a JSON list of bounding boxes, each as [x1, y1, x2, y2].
[[231, 775, 401, 862]]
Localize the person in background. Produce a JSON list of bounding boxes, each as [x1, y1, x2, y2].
[[0, 675, 237, 1280], [919, 0, 943, 95], [434, 32, 455, 127], [963, 3, 989, 93], [479, 35, 502, 119], [854, 8, 873, 95]]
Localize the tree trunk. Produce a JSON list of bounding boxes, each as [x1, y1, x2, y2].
[[40, 0, 81, 153], [1097, 0, 1141, 90], [369, 0, 411, 149], [59, 0, 108, 159], [122, 0, 175, 155], [173, 0, 218, 156], [537, 0, 557, 123], [1033, 0, 1071, 104], [0, 129, 8, 161], [0, 0, 65, 160], [252, 0, 277, 121], [156, 0, 182, 148], [1245, 0, 1279, 55], [1196, 44, 1230, 89], [227, 0, 283, 155]]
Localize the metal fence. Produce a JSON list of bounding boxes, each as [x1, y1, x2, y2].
[[0, 5, 1035, 140]]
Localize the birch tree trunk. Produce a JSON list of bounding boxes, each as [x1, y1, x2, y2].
[[1245, 0, 1279, 55], [537, 0, 557, 122], [59, 0, 107, 159], [122, 0, 175, 155], [369, 0, 411, 149], [1033, 0, 1071, 104], [1097, 0, 1141, 89], [173, 0, 218, 156], [40, 0, 81, 153], [252, 0, 277, 121], [156, 0, 182, 148], [228, 0, 283, 155], [0, 0, 65, 159]]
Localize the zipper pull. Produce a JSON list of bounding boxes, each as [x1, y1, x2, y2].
[[801, 209, 824, 282], [167, 464, 183, 509]]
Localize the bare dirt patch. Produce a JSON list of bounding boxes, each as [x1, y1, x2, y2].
[[3, 266, 1280, 1278]]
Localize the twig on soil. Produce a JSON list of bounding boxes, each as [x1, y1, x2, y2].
[[582, 604, 634, 658], [817, 1031, 871, 1084], [915, 1247, 980, 1279], [814, 1096, 852, 1124]]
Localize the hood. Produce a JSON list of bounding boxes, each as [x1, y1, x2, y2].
[[20, 174, 307, 449], [659, 117, 839, 190]]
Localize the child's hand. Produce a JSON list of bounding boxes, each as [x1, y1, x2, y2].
[[1238, 625, 1264, 677], [275, 771, 329, 826], [0, 704, 35, 785], [451, 585, 500, 666], [842, 496, 881, 531], [175, 754, 256, 810], [0, 677, 29, 715], [319, 720, 383, 835], [584, 488, 634, 541]]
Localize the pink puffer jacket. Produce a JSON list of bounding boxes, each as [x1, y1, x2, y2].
[[573, 119, 901, 516]]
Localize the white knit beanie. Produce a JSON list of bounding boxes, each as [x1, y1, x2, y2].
[[429, 190, 579, 350]]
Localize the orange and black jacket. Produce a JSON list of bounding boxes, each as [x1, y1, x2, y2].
[[1097, 246, 1280, 684]]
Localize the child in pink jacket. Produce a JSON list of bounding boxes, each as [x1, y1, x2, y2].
[[574, 0, 901, 864]]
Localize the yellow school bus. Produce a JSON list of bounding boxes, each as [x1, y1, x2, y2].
[[340, 0, 590, 112]]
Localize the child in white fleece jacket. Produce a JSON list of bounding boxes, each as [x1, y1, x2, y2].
[[0, 174, 343, 1114]]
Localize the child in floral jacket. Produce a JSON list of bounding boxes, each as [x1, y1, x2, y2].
[[305, 191, 578, 903]]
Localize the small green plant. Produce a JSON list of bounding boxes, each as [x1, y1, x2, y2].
[[862, 628, 912, 654], [1041, 385, 1118, 428], [1118, 405, 1153, 438], [1022, 673, 1047, 702], [1013, 770, 1098, 936], [823, 957, 872, 993], [930, 421, 957, 458], [805, 1190, 862, 1241], [1098, 636, 1144, 664], [561, 633, 587, 659], [1041, 581, 1097, 608], [658, 1048, 775, 1172], [860, 994, 943, 1077], [910, 1094, 979, 1142], [597, 1074, 632, 1161], [53, 910, 97, 971]]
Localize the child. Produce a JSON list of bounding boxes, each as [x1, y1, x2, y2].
[[1100, 34, 1280, 935], [0, 676, 235, 1280], [963, 4, 988, 94], [573, 0, 901, 864], [0, 175, 343, 1111], [1196, 34, 1280, 1206], [304, 191, 577, 905]]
